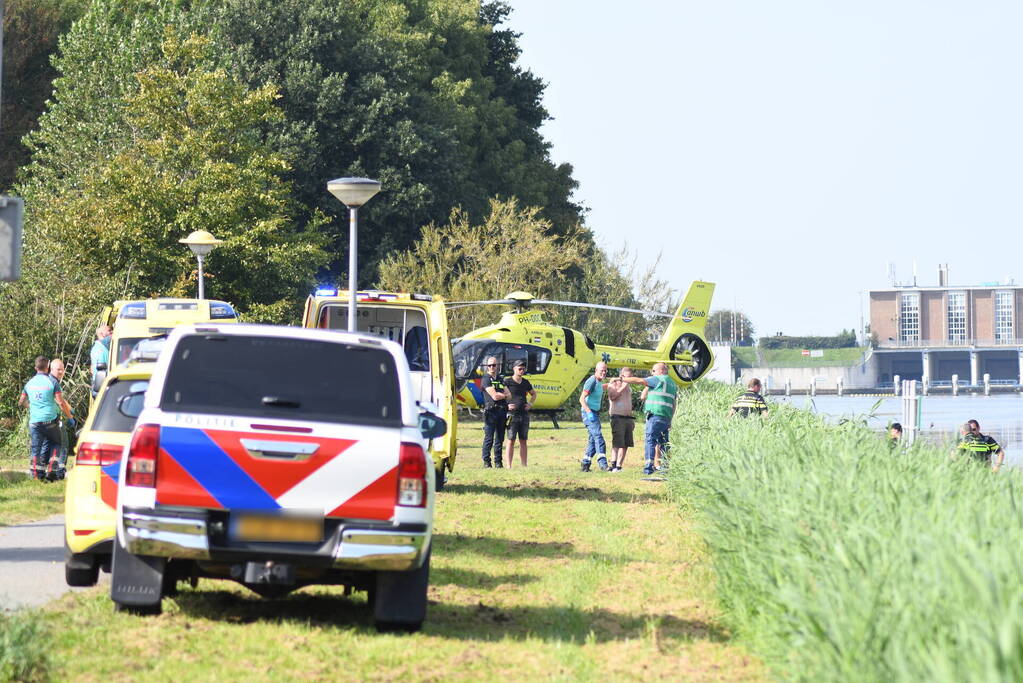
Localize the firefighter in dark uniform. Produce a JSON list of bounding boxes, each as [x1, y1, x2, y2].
[[480, 356, 508, 468], [728, 378, 769, 418]]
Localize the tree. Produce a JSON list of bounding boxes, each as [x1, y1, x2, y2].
[[377, 200, 674, 347], [706, 310, 756, 346], [27, 31, 328, 320], [0, 0, 86, 191], [377, 198, 588, 336]]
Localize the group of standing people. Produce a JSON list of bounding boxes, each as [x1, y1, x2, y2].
[[478, 358, 680, 477], [17, 324, 109, 481], [480, 357, 537, 468], [18, 356, 75, 481]]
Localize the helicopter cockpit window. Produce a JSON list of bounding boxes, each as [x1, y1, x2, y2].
[[501, 345, 550, 375], [452, 340, 493, 384]]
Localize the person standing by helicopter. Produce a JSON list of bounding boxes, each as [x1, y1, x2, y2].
[[579, 361, 610, 472], [480, 356, 508, 468], [504, 360, 536, 467], [607, 367, 638, 472], [621, 362, 677, 475]]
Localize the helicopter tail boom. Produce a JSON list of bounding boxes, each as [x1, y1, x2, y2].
[[655, 281, 715, 357]]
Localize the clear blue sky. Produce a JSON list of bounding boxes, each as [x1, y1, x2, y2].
[[505, 1, 1023, 337]]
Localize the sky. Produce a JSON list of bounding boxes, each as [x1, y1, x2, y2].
[[504, 1, 1023, 337]]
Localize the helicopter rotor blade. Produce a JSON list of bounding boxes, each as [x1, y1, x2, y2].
[[531, 299, 676, 319], [445, 300, 519, 310]]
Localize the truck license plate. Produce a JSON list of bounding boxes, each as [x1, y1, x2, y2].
[[231, 514, 323, 542]]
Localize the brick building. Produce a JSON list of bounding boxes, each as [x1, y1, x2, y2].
[[869, 270, 1023, 385]]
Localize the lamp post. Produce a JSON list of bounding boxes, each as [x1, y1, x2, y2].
[[327, 177, 381, 332], [179, 230, 223, 300]]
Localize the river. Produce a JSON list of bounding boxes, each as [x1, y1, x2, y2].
[[772, 393, 1023, 466]]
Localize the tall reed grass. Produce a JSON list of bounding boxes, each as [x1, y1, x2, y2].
[[668, 382, 1023, 681]]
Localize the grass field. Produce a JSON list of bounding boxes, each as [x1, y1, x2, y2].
[[732, 346, 866, 369], [21, 418, 760, 682], [670, 382, 1023, 681]]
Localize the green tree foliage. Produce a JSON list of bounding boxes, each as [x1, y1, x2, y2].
[[207, 0, 586, 278], [759, 330, 858, 350], [377, 199, 674, 347], [706, 309, 756, 346], [28, 31, 328, 319], [0, 0, 86, 191]]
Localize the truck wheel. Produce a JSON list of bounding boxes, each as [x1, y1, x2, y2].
[[373, 550, 430, 633], [64, 541, 100, 587], [110, 538, 165, 616]]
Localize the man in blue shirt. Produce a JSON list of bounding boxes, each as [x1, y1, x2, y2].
[[90, 324, 111, 375], [579, 361, 609, 472], [19, 356, 72, 481]]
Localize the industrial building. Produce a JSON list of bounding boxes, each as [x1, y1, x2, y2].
[[869, 265, 1023, 387]]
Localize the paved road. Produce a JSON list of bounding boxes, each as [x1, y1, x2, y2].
[[0, 515, 106, 611]]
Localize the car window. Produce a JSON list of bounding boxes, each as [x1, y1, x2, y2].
[[160, 335, 402, 425], [117, 337, 146, 364], [93, 379, 149, 433]]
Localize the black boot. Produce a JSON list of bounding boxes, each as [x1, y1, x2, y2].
[[483, 459, 492, 468], [494, 458, 503, 468]]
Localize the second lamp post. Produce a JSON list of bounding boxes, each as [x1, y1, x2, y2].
[[327, 177, 381, 332]]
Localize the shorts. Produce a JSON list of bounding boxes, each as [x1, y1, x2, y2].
[[610, 415, 635, 449], [506, 412, 530, 441]]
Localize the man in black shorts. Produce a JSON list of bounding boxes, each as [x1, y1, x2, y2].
[[480, 355, 507, 468], [504, 360, 536, 467]]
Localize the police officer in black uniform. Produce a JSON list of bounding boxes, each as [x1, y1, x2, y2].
[[728, 378, 769, 418], [480, 356, 508, 468]]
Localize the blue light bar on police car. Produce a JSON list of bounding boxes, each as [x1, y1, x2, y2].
[[209, 303, 237, 320], [119, 302, 147, 319]]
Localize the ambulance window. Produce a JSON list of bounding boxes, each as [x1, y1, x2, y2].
[[117, 338, 146, 365], [404, 326, 430, 371]]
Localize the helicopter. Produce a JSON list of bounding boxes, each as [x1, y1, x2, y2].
[[451, 280, 716, 420]]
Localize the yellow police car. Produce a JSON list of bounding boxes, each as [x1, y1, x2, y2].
[[64, 345, 159, 586]]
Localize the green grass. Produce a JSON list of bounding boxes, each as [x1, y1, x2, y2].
[[731, 347, 758, 368], [758, 346, 866, 367], [31, 419, 760, 681], [669, 382, 1023, 681]]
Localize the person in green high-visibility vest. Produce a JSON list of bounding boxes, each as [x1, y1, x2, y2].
[[621, 362, 677, 475]]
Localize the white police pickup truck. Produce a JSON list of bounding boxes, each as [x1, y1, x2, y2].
[[109, 323, 444, 632]]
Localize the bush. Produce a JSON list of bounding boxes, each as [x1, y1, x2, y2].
[[0, 613, 50, 682], [759, 330, 857, 349], [668, 381, 1023, 681]]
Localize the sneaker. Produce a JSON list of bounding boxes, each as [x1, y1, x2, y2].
[[597, 458, 609, 472], [580, 461, 591, 472], [494, 461, 503, 469], [643, 469, 654, 476], [483, 460, 493, 468], [609, 466, 621, 473]]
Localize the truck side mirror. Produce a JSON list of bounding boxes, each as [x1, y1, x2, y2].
[[418, 412, 447, 440]]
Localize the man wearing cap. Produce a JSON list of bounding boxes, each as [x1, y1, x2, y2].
[[504, 360, 536, 467]]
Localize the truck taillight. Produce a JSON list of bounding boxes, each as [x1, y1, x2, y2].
[[75, 442, 123, 466], [397, 442, 428, 507], [126, 424, 159, 488]]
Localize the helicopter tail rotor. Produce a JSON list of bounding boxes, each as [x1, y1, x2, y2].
[[668, 333, 713, 384]]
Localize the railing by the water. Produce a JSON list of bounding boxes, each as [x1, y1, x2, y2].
[[878, 338, 1023, 349]]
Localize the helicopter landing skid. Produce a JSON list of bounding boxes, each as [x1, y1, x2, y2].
[[529, 409, 565, 429]]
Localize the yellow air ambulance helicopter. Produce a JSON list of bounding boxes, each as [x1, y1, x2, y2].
[[451, 280, 716, 422]]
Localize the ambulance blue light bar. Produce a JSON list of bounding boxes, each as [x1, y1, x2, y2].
[[119, 302, 147, 319], [315, 288, 338, 296], [209, 303, 237, 320]]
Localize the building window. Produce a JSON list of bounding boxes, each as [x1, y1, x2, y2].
[[995, 290, 1014, 341], [899, 292, 920, 342], [947, 291, 966, 343]]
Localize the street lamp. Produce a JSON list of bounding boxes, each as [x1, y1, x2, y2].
[[179, 230, 223, 300], [327, 177, 381, 332]]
